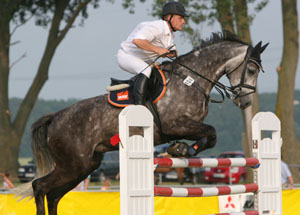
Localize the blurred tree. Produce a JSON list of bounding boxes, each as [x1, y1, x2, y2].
[[0, 0, 100, 177], [276, 0, 300, 182]]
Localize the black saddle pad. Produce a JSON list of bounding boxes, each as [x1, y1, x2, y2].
[[107, 65, 167, 107]]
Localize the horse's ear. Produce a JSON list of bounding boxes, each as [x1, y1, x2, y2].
[[251, 41, 262, 58], [260, 42, 269, 54], [254, 41, 262, 50]]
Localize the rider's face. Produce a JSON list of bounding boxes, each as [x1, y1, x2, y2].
[[169, 14, 186, 31]]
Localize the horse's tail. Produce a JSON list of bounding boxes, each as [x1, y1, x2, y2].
[[31, 113, 55, 178], [14, 113, 55, 200]]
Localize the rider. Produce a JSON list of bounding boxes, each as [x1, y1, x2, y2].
[[117, 1, 189, 105]]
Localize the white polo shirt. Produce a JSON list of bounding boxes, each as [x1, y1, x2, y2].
[[120, 20, 174, 64]]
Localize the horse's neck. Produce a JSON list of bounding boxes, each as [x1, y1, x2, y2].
[[189, 45, 247, 94]]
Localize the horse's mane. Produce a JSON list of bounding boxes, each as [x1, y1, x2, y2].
[[172, 31, 249, 62], [161, 31, 249, 66], [197, 31, 249, 50]]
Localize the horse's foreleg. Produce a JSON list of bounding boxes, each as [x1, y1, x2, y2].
[[176, 168, 184, 185], [185, 122, 216, 156], [166, 118, 216, 157], [187, 135, 216, 156]]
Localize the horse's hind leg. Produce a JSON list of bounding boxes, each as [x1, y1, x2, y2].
[[32, 177, 47, 215], [48, 153, 103, 215], [46, 178, 79, 215], [32, 167, 92, 215], [32, 171, 74, 215]]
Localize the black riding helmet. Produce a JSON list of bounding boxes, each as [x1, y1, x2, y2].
[[161, 2, 189, 32], [161, 2, 189, 18]]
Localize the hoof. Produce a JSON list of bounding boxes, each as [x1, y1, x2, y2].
[[167, 142, 190, 157]]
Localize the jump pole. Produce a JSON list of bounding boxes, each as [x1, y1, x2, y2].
[[119, 105, 282, 215]]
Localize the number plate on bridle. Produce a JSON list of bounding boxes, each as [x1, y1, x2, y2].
[[183, 76, 194, 86]]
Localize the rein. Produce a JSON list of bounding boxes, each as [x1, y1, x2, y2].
[[166, 46, 260, 103], [168, 59, 234, 103]]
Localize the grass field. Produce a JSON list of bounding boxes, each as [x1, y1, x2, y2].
[[18, 157, 33, 166]]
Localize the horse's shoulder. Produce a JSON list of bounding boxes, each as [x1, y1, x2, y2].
[[160, 61, 173, 71]]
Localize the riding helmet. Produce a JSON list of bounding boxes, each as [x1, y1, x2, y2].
[[161, 2, 189, 19]]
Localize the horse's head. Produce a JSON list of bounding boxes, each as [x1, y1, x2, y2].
[[226, 41, 269, 109]]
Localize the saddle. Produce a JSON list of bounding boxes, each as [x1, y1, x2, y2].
[[107, 65, 167, 107]]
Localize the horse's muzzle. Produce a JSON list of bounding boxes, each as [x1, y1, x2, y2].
[[233, 95, 252, 110]]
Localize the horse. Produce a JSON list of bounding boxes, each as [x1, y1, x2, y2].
[[15, 32, 268, 215]]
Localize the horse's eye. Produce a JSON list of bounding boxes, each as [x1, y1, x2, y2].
[[248, 67, 256, 75]]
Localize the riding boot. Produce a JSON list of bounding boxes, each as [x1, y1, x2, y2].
[[134, 73, 149, 105], [134, 73, 167, 141]]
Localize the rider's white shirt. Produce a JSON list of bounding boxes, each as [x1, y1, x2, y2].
[[120, 20, 174, 64]]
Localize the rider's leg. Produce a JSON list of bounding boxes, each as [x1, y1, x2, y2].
[[117, 49, 151, 77], [117, 49, 152, 104], [133, 73, 149, 105]]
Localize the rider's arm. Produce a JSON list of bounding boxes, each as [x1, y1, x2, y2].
[[133, 39, 168, 55], [287, 175, 294, 189], [0, 173, 14, 189], [132, 39, 173, 57]]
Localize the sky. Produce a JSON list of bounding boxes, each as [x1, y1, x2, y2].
[[9, 0, 300, 100]]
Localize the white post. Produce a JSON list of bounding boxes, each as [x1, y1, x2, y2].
[[119, 105, 154, 215], [252, 112, 282, 215]]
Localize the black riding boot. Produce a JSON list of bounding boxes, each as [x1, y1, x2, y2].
[[134, 73, 148, 105], [134, 73, 166, 140]]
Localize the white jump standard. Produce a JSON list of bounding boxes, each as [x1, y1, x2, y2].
[[119, 105, 282, 215]]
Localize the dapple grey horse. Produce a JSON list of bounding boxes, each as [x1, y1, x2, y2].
[[16, 32, 268, 215]]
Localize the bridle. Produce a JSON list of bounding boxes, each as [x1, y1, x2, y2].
[[167, 45, 262, 103], [225, 46, 263, 98]]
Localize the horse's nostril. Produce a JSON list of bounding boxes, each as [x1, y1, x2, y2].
[[242, 102, 251, 109]]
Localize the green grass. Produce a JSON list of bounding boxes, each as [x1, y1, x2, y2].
[[18, 157, 33, 165]]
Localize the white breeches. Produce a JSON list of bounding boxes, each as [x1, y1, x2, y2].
[[117, 49, 152, 78]]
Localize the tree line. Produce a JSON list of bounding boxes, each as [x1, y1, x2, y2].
[[15, 90, 300, 159]]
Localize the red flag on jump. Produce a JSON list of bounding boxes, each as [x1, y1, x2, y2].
[[110, 134, 120, 146]]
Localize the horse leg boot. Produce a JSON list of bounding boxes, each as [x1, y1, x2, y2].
[[167, 141, 189, 157], [188, 135, 217, 156], [133, 73, 148, 105], [167, 137, 216, 158]]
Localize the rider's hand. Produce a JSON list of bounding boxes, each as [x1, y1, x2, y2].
[[156, 47, 170, 57], [167, 50, 177, 58], [157, 48, 177, 58]]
